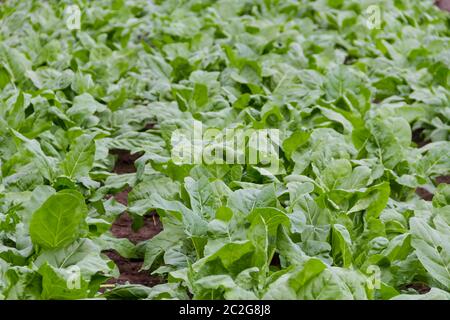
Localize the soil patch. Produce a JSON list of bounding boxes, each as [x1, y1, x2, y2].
[[113, 187, 131, 206], [403, 282, 431, 294], [104, 192, 163, 286], [437, 0, 450, 11], [104, 149, 164, 288], [412, 128, 430, 148], [436, 175, 450, 185], [111, 212, 163, 244], [104, 250, 164, 287], [110, 149, 142, 174], [415, 187, 433, 201], [139, 122, 155, 131]]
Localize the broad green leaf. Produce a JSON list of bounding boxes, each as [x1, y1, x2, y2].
[[295, 267, 369, 300], [38, 263, 89, 300], [331, 224, 353, 268], [410, 217, 450, 289], [11, 130, 55, 181], [60, 134, 96, 179], [29, 190, 88, 249]]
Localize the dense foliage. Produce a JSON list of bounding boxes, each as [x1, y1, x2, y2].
[[0, 0, 449, 300]]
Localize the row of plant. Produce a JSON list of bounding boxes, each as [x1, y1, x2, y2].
[[0, 0, 449, 299]]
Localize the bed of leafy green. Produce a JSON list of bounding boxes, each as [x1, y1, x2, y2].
[[0, 0, 449, 300]]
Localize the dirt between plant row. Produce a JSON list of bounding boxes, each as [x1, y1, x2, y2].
[[102, 149, 164, 288]]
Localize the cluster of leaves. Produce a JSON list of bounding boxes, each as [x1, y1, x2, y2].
[[0, 0, 449, 300]]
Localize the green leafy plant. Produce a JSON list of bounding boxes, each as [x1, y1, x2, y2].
[[0, 0, 449, 300]]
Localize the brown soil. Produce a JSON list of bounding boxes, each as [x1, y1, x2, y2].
[[111, 212, 162, 244], [270, 252, 281, 268], [139, 122, 155, 131], [104, 251, 164, 287], [112, 187, 131, 206], [415, 187, 433, 201], [416, 175, 450, 201], [103, 149, 163, 288], [436, 175, 450, 184], [437, 0, 450, 11], [110, 149, 142, 174], [403, 282, 431, 294], [412, 128, 430, 148]]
